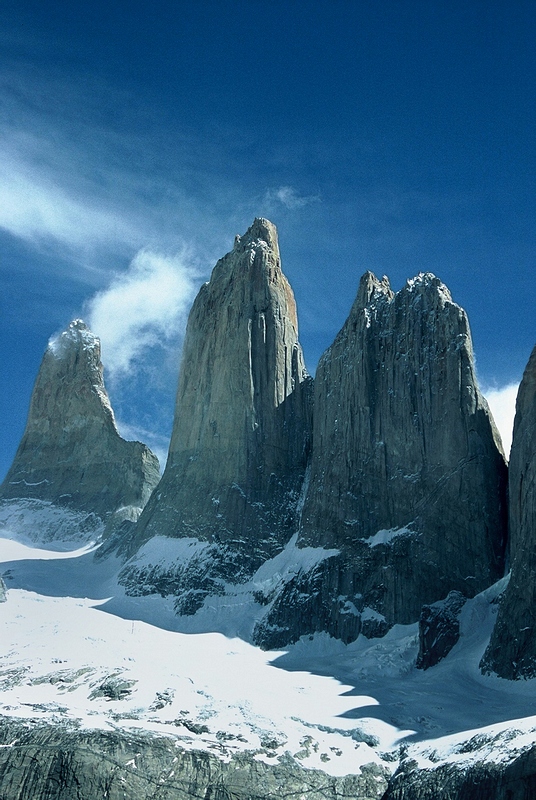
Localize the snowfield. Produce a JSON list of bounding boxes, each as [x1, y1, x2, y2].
[[1, 505, 536, 780]]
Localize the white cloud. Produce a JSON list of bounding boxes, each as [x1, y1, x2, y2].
[[264, 185, 320, 210], [86, 249, 199, 380], [482, 383, 519, 460], [0, 145, 139, 257]]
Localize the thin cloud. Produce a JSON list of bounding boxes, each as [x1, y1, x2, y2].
[[482, 383, 519, 460], [0, 143, 139, 258], [86, 249, 200, 380], [264, 185, 320, 210]]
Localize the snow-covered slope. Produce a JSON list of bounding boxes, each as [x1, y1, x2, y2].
[[2, 523, 536, 794]]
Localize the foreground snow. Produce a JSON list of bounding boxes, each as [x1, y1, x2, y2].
[[1, 524, 536, 781]]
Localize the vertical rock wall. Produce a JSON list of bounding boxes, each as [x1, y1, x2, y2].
[[257, 271, 507, 645], [481, 345, 536, 678], [132, 219, 312, 568]]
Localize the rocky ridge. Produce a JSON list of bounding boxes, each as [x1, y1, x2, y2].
[[1, 223, 512, 650], [1, 218, 536, 798], [0, 719, 389, 800], [107, 222, 509, 648]]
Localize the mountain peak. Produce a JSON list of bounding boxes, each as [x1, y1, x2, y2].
[[48, 318, 98, 357], [355, 270, 394, 307], [234, 217, 279, 252], [1, 319, 160, 519], [130, 218, 312, 582]]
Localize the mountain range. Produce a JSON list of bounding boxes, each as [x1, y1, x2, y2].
[[0, 219, 534, 799]]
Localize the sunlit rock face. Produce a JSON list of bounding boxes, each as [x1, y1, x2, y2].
[[481, 345, 536, 679], [0, 320, 160, 522], [131, 219, 312, 573], [257, 272, 508, 646]]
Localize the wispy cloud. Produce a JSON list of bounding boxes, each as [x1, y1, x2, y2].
[[483, 383, 519, 460], [264, 185, 320, 210], [86, 249, 200, 380], [0, 139, 140, 261]]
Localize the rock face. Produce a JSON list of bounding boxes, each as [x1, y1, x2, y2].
[[131, 219, 312, 575], [384, 747, 536, 800], [416, 590, 466, 670], [481, 346, 536, 679], [258, 272, 507, 646], [0, 719, 389, 800], [0, 320, 160, 522]]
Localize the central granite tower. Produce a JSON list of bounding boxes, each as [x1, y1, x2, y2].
[[132, 219, 312, 569]]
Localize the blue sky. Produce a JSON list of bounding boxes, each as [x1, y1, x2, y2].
[[1, 0, 534, 476]]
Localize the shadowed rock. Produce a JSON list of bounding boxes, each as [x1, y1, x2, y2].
[[0, 320, 160, 523], [416, 590, 467, 670], [481, 345, 536, 679]]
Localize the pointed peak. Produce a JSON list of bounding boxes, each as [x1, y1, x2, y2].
[[403, 272, 453, 304], [356, 271, 393, 307], [48, 319, 100, 359], [235, 218, 279, 253]]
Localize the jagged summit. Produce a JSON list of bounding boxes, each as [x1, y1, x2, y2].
[[354, 270, 393, 308], [233, 217, 279, 253], [46, 319, 118, 429], [49, 317, 101, 352], [256, 268, 508, 647], [0, 319, 160, 521]]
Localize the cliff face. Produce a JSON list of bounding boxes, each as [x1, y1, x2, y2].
[[0, 320, 160, 522], [0, 719, 388, 800], [132, 219, 312, 568], [257, 271, 507, 646], [481, 346, 536, 678]]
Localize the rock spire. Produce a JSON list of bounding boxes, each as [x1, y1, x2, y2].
[[0, 320, 160, 521], [131, 219, 312, 568], [256, 271, 508, 646]]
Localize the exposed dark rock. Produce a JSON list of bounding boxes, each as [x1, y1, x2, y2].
[[481, 345, 536, 679], [88, 676, 137, 701], [253, 553, 361, 648], [0, 576, 6, 603], [0, 320, 160, 524], [290, 271, 507, 639], [129, 219, 312, 572], [384, 747, 536, 799], [416, 590, 467, 670], [0, 718, 389, 800]]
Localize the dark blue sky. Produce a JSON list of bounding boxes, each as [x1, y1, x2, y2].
[[1, 0, 534, 476]]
